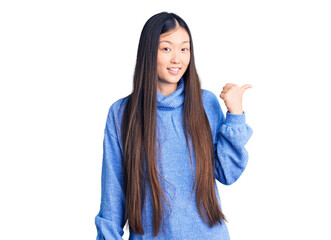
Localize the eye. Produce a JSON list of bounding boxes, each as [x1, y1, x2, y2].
[[182, 48, 189, 51], [162, 47, 170, 51]]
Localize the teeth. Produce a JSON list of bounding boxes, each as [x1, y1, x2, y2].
[[168, 68, 179, 71]]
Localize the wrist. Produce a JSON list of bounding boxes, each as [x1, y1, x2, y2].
[[228, 109, 243, 114]]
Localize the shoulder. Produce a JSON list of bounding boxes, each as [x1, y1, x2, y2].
[[108, 95, 130, 118], [105, 95, 130, 138], [201, 89, 225, 136], [201, 89, 222, 112]]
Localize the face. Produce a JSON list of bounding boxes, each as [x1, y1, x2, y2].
[[157, 26, 191, 85]]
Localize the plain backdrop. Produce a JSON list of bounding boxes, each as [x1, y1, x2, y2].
[[1, 0, 331, 239]]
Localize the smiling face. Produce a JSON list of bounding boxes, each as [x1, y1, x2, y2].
[[157, 26, 191, 88]]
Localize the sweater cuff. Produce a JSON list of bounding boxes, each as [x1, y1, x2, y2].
[[224, 110, 246, 126]]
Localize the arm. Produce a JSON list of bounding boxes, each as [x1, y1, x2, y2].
[[213, 107, 253, 185], [95, 113, 126, 239]]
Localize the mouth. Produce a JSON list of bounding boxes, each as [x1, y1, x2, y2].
[[167, 67, 181, 75]]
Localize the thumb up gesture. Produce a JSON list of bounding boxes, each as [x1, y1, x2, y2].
[[219, 83, 252, 114]]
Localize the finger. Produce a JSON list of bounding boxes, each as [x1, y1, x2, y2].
[[219, 92, 225, 99], [221, 88, 230, 95], [223, 83, 235, 90], [240, 84, 251, 93], [226, 83, 236, 88], [240, 84, 252, 90]]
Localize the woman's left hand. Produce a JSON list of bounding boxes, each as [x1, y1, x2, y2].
[[219, 83, 252, 114]]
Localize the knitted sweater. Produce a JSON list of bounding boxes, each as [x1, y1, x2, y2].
[[95, 77, 253, 240]]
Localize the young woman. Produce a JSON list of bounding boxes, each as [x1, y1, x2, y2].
[[95, 12, 253, 240]]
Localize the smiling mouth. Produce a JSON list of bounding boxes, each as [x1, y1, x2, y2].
[[167, 67, 181, 72], [167, 67, 181, 76]]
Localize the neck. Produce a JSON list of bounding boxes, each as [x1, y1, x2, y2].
[[157, 78, 179, 97]]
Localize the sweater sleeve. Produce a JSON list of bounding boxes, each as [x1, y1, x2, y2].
[[95, 112, 126, 239], [213, 104, 253, 185]]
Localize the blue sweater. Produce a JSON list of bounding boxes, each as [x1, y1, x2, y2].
[[95, 77, 253, 240]]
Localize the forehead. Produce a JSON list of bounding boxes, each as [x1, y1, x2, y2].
[[159, 27, 190, 44]]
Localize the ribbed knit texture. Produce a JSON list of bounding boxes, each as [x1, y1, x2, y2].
[[95, 77, 253, 240], [156, 77, 184, 109]]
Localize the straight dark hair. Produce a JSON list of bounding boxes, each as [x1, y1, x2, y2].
[[120, 11, 228, 237]]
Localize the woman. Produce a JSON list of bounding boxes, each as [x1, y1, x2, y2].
[[95, 11, 253, 240]]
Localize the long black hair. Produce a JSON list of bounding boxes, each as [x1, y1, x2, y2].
[[120, 11, 228, 237]]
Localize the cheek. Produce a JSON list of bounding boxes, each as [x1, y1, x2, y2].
[[157, 60, 166, 75], [183, 54, 190, 66], [157, 56, 168, 68], [157, 56, 164, 66]]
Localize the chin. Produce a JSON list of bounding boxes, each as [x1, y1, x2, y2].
[[159, 76, 181, 84]]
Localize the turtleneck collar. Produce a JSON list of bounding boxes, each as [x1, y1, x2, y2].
[[157, 77, 185, 109]]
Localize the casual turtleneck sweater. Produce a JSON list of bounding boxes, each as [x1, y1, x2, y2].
[[95, 77, 253, 240]]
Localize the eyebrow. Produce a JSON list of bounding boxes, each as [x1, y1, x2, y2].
[[159, 40, 190, 44]]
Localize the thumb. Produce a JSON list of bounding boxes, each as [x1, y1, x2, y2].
[[240, 84, 252, 93]]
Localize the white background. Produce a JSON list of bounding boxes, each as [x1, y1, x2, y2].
[[1, 0, 331, 239]]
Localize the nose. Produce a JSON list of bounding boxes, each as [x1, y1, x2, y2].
[[171, 51, 180, 64]]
